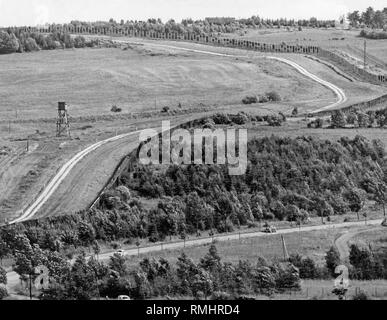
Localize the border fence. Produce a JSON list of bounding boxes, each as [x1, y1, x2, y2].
[[3, 25, 387, 85], [313, 92, 387, 117]]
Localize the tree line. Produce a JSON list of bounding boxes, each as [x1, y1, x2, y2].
[[1, 130, 386, 262], [309, 108, 387, 130], [347, 6, 387, 29], [1, 240, 384, 300], [0, 30, 99, 54]]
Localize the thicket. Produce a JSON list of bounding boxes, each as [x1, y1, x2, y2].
[[37, 244, 301, 300], [1, 135, 386, 258], [309, 108, 387, 129], [360, 29, 387, 39], [0, 30, 98, 54]]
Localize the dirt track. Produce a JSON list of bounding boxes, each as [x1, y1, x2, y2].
[[5, 218, 383, 298], [334, 225, 385, 262]]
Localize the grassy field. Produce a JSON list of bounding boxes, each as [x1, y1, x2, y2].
[[0, 39, 385, 222], [0, 44, 333, 121], [119, 224, 387, 300], [248, 118, 387, 142], [259, 279, 387, 300], [124, 227, 352, 269], [352, 228, 387, 256], [223, 28, 387, 68]]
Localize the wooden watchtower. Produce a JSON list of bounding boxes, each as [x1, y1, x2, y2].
[[56, 102, 71, 138]]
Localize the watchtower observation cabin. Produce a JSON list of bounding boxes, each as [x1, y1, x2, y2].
[[56, 102, 71, 138]]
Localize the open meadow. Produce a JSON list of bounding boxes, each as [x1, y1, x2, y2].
[[224, 27, 387, 69], [0, 44, 334, 121]]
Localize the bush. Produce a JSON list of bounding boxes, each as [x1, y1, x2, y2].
[[211, 291, 233, 300], [359, 30, 387, 40], [331, 110, 346, 128], [266, 115, 283, 127], [242, 95, 258, 105], [212, 113, 231, 125], [258, 95, 269, 103], [253, 115, 264, 122], [74, 36, 86, 48], [111, 105, 122, 113], [352, 290, 370, 300], [24, 37, 40, 52], [229, 113, 249, 125], [161, 106, 170, 113], [0, 31, 19, 54], [0, 267, 7, 285], [0, 286, 8, 300], [266, 91, 282, 102]]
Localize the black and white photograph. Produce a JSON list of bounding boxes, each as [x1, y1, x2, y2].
[[0, 0, 387, 309]]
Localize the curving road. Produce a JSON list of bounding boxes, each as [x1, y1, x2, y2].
[[8, 41, 348, 224], [335, 225, 385, 262], [97, 218, 383, 262], [10, 130, 141, 224], [266, 56, 347, 113], [5, 218, 383, 298], [120, 40, 348, 114]]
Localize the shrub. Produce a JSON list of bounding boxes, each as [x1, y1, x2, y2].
[[111, 105, 122, 113], [346, 112, 357, 125], [115, 186, 131, 202], [242, 95, 258, 105], [314, 118, 324, 128], [211, 291, 233, 300], [352, 290, 370, 300], [325, 246, 340, 277], [229, 113, 249, 125], [24, 37, 40, 52], [278, 112, 287, 122], [253, 115, 264, 122], [331, 110, 346, 128], [0, 286, 8, 300], [74, 36, 86, 48], [0, 267, 7, 285], [212, 113, 231, 125], [266, 115, 283, 127], [258, 95, 269, 103], [0, 31, 19, 54], [359, 30, 387, 40], [266, 91, 282, 102]]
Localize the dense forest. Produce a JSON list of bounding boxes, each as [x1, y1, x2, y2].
[[4, 16, 336, 35], [0, 30, 101, 54], [309, 107, 387, 129], [347, 6, 387, 29], [1, 126, 386, 254], [1, 240, 385, 300], [1, 116, 387, 299]]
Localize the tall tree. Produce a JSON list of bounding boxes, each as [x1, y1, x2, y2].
[[325, 246, 341, 277], [374, 182, 387, 217]]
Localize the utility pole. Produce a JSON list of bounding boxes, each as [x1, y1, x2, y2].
[[364, 39, 367, 69], [29, 274, 33, 300], [281, 235, 290, 262]]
